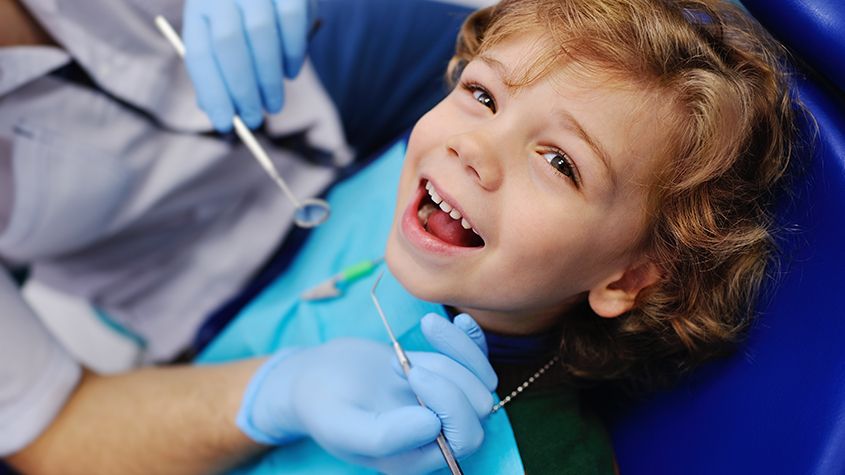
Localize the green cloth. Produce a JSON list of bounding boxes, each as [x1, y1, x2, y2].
[[504, 384, 615, 474]]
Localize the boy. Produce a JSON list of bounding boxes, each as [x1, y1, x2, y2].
[[204, 0, 800, 472]]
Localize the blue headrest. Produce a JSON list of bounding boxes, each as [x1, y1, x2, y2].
[[742, 0, 845, 92], [608, 2, 845, 472]]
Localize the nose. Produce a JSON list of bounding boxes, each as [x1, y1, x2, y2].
[[446, 130, 504, 190]]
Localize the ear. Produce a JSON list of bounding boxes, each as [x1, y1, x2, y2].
[[588, 260, 661, 319]]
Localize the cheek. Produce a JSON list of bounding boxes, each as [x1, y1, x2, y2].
[[498, 200, 610, 286], [410, 101, 454, 141], [398, 119, 435, 190], [403, 112, 442, 168], [503, 190, 594, 253]]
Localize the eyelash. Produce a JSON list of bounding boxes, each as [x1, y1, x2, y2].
[[461, 81, 497, 113], [542, 149, 580, 186], [459, 80, 581, 187]]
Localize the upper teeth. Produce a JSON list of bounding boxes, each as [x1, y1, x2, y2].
[[425, 181, 476, 231]]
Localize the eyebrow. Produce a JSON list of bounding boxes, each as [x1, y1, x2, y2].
[[479, 55, 516, 88], [479, 54, 616, 188]]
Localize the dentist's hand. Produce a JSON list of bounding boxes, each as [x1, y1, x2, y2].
[[182, 0, 315, 132], [237, 314, 497, 474], [354, 313, 499, 474]]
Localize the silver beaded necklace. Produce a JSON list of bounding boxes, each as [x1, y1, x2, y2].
[[491, 355, 561, 413]]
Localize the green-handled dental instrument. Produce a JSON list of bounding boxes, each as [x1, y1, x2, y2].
[[300, 257, 384, 301]]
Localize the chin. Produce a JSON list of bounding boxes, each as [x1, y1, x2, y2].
[[386, 232, 452, 304]]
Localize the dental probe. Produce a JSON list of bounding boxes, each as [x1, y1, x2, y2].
[[154, 15, 331, 228], [370, 271, 464, 475]]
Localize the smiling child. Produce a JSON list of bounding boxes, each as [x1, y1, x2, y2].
[[201, 0, 801, 472]]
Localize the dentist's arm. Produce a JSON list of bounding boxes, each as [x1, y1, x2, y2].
[[6, 359, 266, 475], [7, 315, 495, 475]]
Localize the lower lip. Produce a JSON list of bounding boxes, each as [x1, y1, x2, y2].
[[400, 182, 485, 258]]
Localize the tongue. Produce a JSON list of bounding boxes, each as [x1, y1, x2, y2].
[[427, 209, 483, 247]]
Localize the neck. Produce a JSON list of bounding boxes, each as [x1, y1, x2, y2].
[[454, 295, 583, 336], [449, 305, 561, 365], [0, 0, 57, 47]]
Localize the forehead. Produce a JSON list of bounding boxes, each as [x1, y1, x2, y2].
[[477, 30, 645, 96]]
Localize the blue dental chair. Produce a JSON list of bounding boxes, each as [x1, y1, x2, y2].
[[605, 1, 845, 473]]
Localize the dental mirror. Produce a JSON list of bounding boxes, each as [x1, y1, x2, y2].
[[154, 15, 332, 229], [294, 198, 331, 228]]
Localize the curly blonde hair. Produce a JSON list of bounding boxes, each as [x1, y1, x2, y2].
[[448, 0, 803, 390]]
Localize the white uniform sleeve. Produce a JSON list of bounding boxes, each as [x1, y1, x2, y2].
[[0, 268, 81, 456]]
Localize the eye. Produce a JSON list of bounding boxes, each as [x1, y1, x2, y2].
[[461, 82, 497, 113], [542, 149, 580, 186]]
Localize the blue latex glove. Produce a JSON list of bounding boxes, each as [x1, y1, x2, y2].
[[182, 0, 315, 132], [237, 313, 497, 474]]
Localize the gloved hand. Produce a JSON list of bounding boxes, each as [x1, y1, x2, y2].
[[398, 313, 497, 463], [182, 0, 316, 132], [237, 313, 497, 474]]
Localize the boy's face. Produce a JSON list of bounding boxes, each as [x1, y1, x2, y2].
[[386, 33, 669, 334]]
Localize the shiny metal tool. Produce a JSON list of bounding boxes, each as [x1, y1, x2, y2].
[[154, 16, 331, 228], [370, 271, 463, 475]]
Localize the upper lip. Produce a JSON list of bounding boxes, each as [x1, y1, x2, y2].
[[422, 177, 481, 237]]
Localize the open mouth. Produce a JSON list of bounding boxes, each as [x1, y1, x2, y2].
[[416, 180, 485, 248]]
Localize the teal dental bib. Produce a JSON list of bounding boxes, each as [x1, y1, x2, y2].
[[199, 141, 524, 474]]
